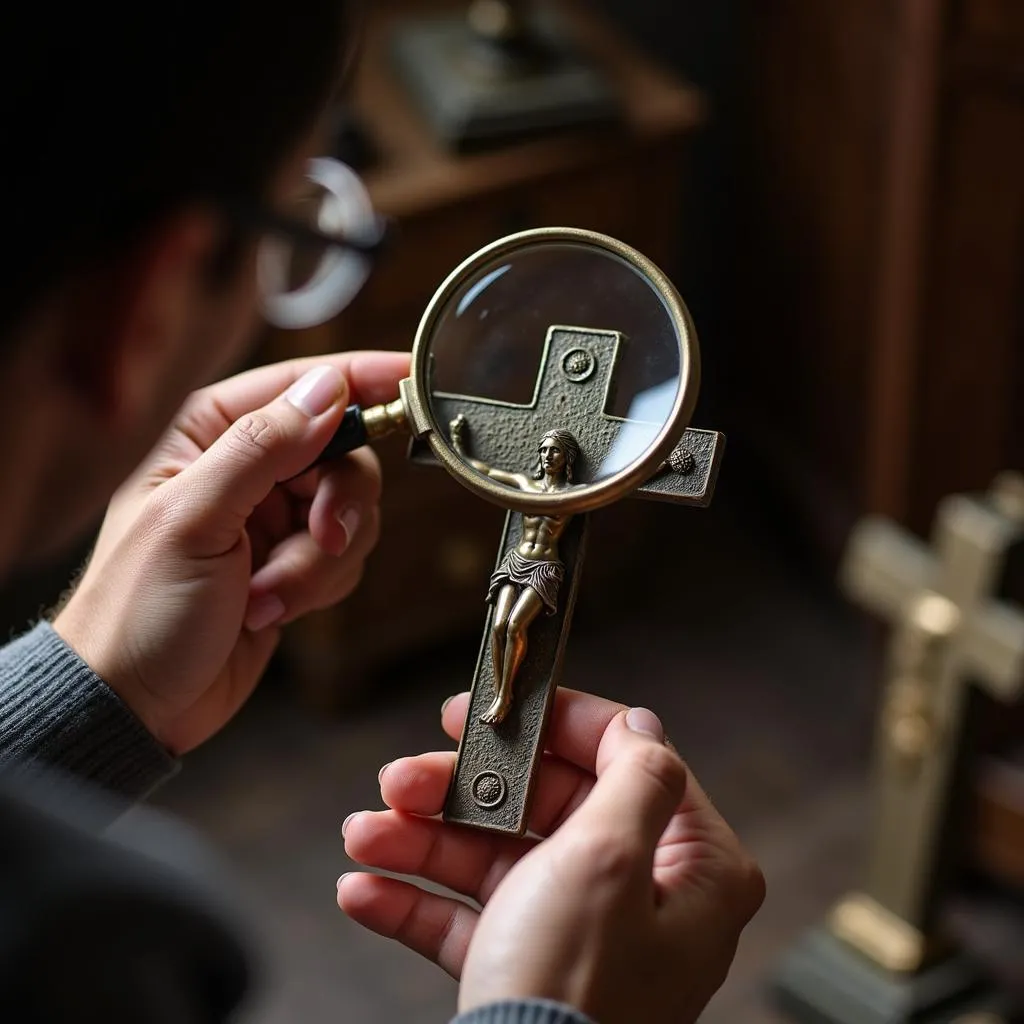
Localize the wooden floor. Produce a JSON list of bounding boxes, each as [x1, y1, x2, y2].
[[134, 495, 908, 1023]]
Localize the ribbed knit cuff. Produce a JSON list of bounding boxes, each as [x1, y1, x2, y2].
[[451, 1000, 596, 1024], [0, 622, 178, 800]]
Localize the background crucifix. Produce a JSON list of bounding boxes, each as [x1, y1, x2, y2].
[[777, 473, 1024, 1024], [832, 472, 1024, 966]]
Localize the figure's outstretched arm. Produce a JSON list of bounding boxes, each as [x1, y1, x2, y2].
[[449, 415, 528, 488]]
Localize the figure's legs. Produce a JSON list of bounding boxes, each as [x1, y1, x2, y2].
[[481, 587, 544, 725], [489, 585, 517, 698]]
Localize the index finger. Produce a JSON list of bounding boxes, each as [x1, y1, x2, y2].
[[183, 351, 411, 448], [442, 687, 627, 775]]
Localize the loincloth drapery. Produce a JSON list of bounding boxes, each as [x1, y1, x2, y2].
[[487, 550, 565, 615]]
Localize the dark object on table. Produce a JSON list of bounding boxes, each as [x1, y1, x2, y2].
[[776, 927, 1015, 1024], [390, 0, 618, 150]]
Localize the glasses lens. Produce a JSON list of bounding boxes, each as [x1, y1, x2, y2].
[[259, 158, 380, 329]]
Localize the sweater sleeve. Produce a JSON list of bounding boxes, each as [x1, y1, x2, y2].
[[0, 621, 178, 800], [450, 1000, 596, 1024]]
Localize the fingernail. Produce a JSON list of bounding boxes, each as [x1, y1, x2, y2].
[[245, 593, 285, 632], [441, 695, 455, 715], [285, 365, 345, 417], [342, 811, 358, 838], [337, 505, 362, 551], [337, 872, 352, 890], [626, 707, 665, 741], [377, 761, 391, 784]]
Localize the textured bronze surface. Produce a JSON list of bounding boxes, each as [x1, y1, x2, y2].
[[637, 427, 724, 507], [444, 511, 588, 834], [431, 325, 669, 508]]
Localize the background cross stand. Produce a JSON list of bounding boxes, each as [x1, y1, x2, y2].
[[411, 324, 723, 834], [774, 474, 1024, 1024], [389, 0, 619, 151]]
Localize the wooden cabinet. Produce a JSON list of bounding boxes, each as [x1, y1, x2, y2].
[[259, 0, 705, 706], [731, 0, 1024, 563], [729, 0, 1024, 891]]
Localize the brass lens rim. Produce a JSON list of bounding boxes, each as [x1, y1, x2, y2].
[[409, 226, 700, 515]]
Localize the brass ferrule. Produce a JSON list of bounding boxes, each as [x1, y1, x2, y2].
[[363, 397, 409, 441]]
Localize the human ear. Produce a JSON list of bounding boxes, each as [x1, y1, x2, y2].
[[58, 209, 220, 428]]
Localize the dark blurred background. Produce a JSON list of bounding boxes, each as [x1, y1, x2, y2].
[[5, 1, 1024, 1020]]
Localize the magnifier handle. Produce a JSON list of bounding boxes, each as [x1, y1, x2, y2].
[[304, 396, 408, 472]]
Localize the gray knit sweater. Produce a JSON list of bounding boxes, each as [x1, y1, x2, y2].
[[0, 622, 593, 1024]]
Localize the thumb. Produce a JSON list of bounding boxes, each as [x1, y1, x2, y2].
[[166, 364, 349, 557], [562, 708, 687, 862]]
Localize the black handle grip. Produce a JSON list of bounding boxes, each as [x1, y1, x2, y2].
[[309, 405, 367, 469]]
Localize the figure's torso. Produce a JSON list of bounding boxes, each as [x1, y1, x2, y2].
[[517, 511, 571, 561]]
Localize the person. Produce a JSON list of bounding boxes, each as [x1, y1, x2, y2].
[[0, 3, 765, 1023], [449, 414, 581, 724]]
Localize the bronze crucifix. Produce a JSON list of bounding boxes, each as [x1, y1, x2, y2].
[[416, 323, 723, 834], [305, 227, 720, 836]]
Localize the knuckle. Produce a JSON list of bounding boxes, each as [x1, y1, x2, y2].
[[172, 394, 206, 438], [128, 482, 208, 557], [231, 412, 283, 458], [136, 482, 187, 539], [575, 833, 643, 884], [740, 856, 767, 917], [631, 742, 687, 801], [717, 849, 766, 922]]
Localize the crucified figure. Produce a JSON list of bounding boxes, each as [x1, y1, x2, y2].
[[449, 414, 581, 725]]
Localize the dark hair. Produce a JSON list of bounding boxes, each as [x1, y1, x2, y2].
[[533, 429, 581, 482], [0, 1, 358, 343]]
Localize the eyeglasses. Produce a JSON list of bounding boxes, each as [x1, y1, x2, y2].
[[240, 157, 388, 330]]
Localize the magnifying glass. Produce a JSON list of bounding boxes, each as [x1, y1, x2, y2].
[[309, 226, 700, 515]]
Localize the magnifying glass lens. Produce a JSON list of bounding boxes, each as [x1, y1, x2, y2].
[[425, 241, 684, 499]]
